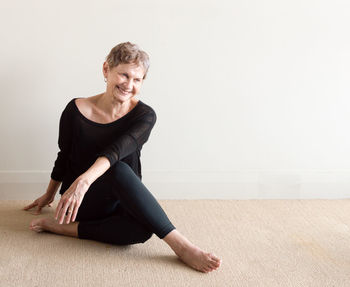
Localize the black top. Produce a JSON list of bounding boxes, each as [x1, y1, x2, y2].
[[50, 98, 157, 195]]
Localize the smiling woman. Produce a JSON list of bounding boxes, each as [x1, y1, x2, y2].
[[103, 63, 145, 108], [23, 42, 221, 274]]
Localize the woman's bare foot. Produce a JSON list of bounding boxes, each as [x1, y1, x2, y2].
[[163, 230, 222, 273], [30, 217, 78, 237], [30, 218, 48, 232], [177, 243, 221, 273]]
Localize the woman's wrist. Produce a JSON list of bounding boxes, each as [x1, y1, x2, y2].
[[76, 176, 91, 189], [46, 179, 61, 197], [79, 157, 111, 187]]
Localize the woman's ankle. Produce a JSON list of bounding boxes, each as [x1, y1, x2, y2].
[[163, 230, 193, 256]]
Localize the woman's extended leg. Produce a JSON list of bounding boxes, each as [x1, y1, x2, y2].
[[103, 161, 221, 272]]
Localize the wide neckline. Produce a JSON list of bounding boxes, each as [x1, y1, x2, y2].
[[72, 97, 141, 127]]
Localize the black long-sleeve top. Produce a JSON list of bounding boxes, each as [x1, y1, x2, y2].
[[50, 98, 156, 195]]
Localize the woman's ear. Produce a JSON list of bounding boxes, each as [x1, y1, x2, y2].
[[102, 62, 109, 78]]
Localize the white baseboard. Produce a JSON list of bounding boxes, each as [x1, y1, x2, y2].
[[1, 170, 350, 199]]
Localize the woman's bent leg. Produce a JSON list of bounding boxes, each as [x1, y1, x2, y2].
[[78, 212, 153, 245], [73, 172, 153, 245], [107, 161, 176, 239]]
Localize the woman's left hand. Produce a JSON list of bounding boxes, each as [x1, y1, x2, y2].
[[55, 178, 90, 224]]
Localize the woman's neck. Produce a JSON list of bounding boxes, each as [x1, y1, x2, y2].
[[95, 93, 138, 119]]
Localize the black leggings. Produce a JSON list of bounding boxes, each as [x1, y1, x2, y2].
[[74, 161, 176, 245]]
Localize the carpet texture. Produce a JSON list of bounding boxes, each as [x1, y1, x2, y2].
[[1, 200, 350, 286]]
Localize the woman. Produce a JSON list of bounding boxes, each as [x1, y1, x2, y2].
[[24, 42, 221, 273]]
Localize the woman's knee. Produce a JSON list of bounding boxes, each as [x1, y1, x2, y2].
[[111, 161, 135, 178], [109, 161, 139, 187], [113, 160, 131, 171]]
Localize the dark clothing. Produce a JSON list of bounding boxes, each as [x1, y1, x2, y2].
[[77, 161, 175, 244], [51, 98, 156, 195], [50, 98, 175, 244]]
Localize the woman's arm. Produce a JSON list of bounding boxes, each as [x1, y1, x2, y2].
[[97, 108, 156, 166], [51, 100, 74, 182], [55, 156, 110, 224], [77, 156, 111, 186]]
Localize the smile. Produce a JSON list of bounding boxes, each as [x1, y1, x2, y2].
[[117, 86, 132, 95]]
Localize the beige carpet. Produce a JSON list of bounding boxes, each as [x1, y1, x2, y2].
[[1, 200, 350, 286]]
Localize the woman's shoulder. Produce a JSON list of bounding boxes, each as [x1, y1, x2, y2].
[[70, 96, 100, 120], [132, 101, 157, 126], [134, 100, 156, 121], [74, 97, 92, 118], [136, 100, 156, 115], [61, 98, 78, 115]]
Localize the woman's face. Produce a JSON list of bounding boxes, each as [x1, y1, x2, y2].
[[103, 62, 145, 103]]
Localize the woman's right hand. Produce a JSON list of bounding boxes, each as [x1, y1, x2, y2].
[[23, 193, 55, 215]]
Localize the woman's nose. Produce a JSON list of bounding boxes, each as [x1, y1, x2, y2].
[[126, 79, 133, 90]]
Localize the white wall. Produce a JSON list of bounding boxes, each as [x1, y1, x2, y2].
[[1, 0, 350, 199]]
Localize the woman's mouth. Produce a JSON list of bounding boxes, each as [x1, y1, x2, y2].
[[117, 86, 131, 95]]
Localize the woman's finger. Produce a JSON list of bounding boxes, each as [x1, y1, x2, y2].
[[71, 201, 80, 222], [58, 200, 72, 224], [55, 200, 63, 220], [57, 203, 67, 224], [55, 197, 69, 223], [65, 204, 74, 224], [23, 202, 37, 211]]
